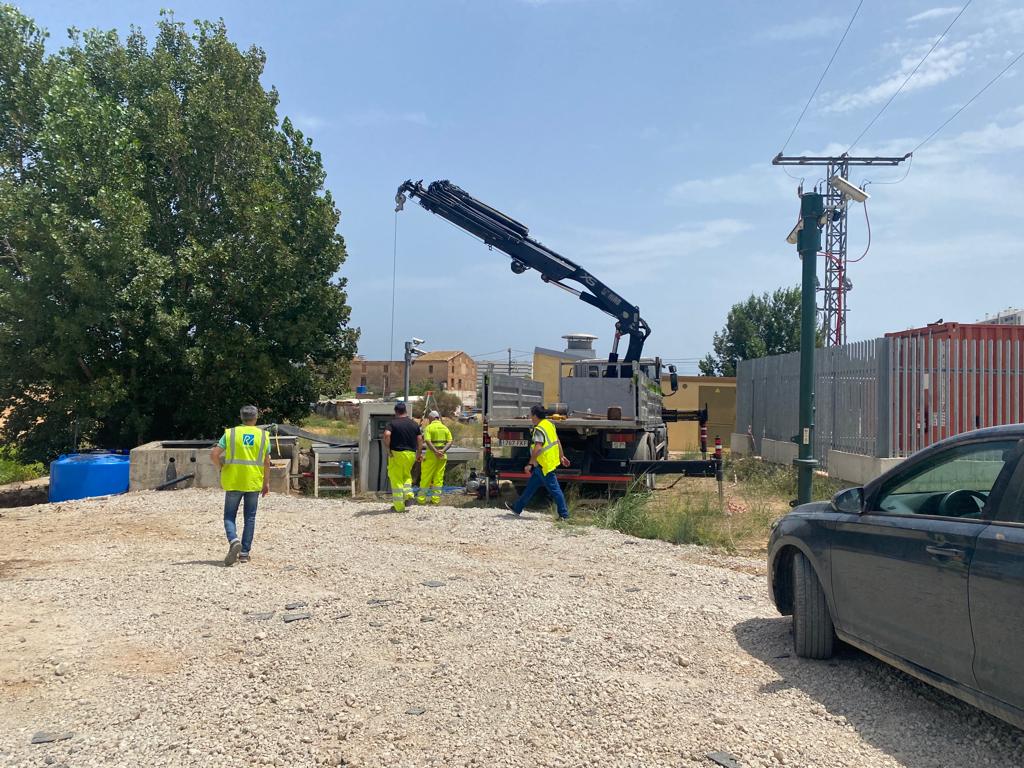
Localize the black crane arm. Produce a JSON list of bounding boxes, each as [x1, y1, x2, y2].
[[395, 179, 651, 363]]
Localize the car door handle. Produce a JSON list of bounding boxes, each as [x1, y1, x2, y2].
[[926, 545, 965, 560]]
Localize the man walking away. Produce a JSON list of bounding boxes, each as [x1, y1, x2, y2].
[[384, 401, 423, 512], [211, 405, 271, 566], [509, 404, 571, 519], [417, 410, 452, 505]]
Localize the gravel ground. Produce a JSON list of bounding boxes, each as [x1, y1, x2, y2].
[[2, 489, 1023, 768]]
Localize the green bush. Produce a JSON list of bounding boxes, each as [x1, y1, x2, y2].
[[0, 447, 46, 485], [727, 455, 848, 502]]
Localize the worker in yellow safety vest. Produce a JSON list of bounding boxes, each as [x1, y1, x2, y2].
[[508, 404, 570, 519], [383, 401, 424, 512], [211, 405, 272, 566], [417, 410, 453, 505]]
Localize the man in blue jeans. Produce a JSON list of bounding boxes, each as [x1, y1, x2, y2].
[[508, 405, 571, 519], [210, 405, 271, 566]]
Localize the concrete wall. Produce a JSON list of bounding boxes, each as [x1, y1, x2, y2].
[[129, 441, 289, 494], [531, 350, 565, 404], [731, 432, 754, 455], [761, 438, 798, 466], [826, 450, 905, 485]]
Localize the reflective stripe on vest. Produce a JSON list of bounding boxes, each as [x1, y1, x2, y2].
[[220, 426, 268, 492], [225, 427, 268, 466], [535, 419, 560, 475]]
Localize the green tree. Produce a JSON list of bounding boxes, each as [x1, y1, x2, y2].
[[0, 8, 358, 460], [699, 286, 815, 377]]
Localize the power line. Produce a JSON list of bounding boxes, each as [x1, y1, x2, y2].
[[863, 153, 914, 186], [779, 0, 864, 154], [847, 0, 972, 153], [911, 48, 1024, 154]]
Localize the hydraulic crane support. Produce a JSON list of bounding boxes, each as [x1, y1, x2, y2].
[[396, 180, 651, 365]]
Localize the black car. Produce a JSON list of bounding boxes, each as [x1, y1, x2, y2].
[[768, 425, 1024, 729]]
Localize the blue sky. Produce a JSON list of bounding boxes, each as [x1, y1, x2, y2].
[[21, 0, 1024, 371]]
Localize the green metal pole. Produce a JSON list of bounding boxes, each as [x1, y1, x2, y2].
[[795, 192, 824, 505]]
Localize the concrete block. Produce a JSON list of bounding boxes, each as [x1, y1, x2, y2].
[[827, 450, 907, 485], [268, 459, 290, 495], [130, 440, 291, 494], [731, 433, 754, 456], [761, 438, 798, 466]]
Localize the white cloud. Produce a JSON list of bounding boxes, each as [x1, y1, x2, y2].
[[763, 16, 845, 42], [827, 40, 972, 112], [668, 164, 795, 206], [292, 113, 327, 132], [907, 6, 962, 24], [580, 219, 751, 282], [346, 109, 429, 127]]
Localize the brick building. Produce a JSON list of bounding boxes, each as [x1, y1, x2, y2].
[[350, 351, 478, 406]]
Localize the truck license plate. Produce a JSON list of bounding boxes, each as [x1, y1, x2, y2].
[[611, 441, 627, 449], [498, 439, 528, 447]]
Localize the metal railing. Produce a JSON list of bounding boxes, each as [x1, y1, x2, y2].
[[737, 335, 1024, 467]]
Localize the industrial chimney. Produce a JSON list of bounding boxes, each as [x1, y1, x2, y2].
[[562, 333, 598, 357]]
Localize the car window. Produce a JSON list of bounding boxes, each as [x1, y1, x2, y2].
[[875, 440, 1018, 519]]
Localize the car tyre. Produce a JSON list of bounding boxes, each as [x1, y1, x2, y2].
[[792, 551, 835, 659]]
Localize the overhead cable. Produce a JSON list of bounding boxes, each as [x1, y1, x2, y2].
[[847, 0, 972, 153], [911, 49, 1024, 154], [779, 0, 864, 154]]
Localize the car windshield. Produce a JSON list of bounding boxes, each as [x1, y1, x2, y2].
[[878, 440, 1017, 517]]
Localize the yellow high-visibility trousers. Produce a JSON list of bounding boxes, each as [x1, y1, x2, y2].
[[387, 450, 417, 511], [417, 452, 447, 505]]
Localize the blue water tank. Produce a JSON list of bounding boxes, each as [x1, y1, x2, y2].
[[49, 453, 130, 503]]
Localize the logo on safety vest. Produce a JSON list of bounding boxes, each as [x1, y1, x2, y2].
[[243, 434, 255, 446]]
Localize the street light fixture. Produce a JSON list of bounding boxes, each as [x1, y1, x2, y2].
[[403, 337, 426, 404]]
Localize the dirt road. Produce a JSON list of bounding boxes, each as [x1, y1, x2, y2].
[[1, 489, 1021, 767]]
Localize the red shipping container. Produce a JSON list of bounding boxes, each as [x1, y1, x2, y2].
[[885, 323, 1024, 454]]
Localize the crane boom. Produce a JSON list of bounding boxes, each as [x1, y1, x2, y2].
[[395, 179, 651, 364]]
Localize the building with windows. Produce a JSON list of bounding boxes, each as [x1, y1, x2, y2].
[[350, 351, 477, 405], [984, 308, 1024, 326]]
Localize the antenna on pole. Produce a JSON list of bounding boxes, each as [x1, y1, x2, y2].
[[772, 152, 910, 345]]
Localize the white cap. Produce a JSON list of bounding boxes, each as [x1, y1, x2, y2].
[[429, 410, 440, 419]]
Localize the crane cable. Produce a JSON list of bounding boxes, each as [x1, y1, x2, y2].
[[390, 210, 398, 361]]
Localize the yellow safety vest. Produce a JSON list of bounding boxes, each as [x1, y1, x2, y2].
[[534, 418, 561, 476], [424, 420, 452, 450], [220, 425, 268, 492]]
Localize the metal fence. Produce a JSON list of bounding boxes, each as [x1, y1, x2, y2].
[[737, 335, 1024, 467], [736, 339, 887, 469]]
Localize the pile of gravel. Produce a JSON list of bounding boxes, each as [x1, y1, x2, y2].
[[1, 489, 1021, 767]]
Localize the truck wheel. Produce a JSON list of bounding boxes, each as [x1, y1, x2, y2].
[[632, 435, 656, 491], [792, 551, 835, 659]]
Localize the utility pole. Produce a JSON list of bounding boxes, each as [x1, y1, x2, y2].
[[794, 191, 824, 505], [507, 347, 512, 375], [773, 152, 909, 346]]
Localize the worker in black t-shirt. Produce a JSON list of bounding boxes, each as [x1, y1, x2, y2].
[[383, 401, 424, 511]]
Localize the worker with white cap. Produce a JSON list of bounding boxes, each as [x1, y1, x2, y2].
[[417, 410, 453, 505]]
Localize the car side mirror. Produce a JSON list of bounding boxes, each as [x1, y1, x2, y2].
[[831, 487, 864, 514]]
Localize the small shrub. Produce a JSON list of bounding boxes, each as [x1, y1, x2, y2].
[[0, 446, 46, 485]]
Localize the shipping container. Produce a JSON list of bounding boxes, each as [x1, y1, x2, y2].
[[886, 324, 1024, 455]]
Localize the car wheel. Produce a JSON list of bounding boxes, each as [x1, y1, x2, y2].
[[792, 551, 835, 659]]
